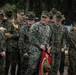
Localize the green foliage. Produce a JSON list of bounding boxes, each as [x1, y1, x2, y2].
[[1, 3, 17, 18], [2, 4, 12, 11], [11, 5, 17, 11]]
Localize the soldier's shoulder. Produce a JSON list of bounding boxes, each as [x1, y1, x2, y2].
[[20, 25, 28, 31], [14, 19, 19, 24], [62, 24, 67, 28], [62, 24, 68, 31], [33, 21, 40, 26], [69, 31, 74, 34], [31, 21, 40, 28], [5, 20, 13, 26], [49, 23, 54, 29]]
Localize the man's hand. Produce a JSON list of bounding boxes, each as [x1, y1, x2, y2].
[[61, 48, 65, 52], [5, 33, 12, 38], [0, 51, 5, 58], [40, 45, 46, 51], [23, 53, 28, 59], [0, 27, 6, 32]]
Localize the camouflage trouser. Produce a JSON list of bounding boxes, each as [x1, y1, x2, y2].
[[21, 46, 30, 75], [24, 45, 41, 75], [68, 48, 76, 75], [21, 56, 29, 75], [49, 49, 61, 75], [0, 57, 5, 75], [59, 51, 65, 73]]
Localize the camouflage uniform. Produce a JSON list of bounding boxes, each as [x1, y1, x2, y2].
[[3, 19, 20, 75], [59, 25, 68, 75], [19, 11, 37, 75], [0, 9, 19, 75], [0, 10, 6, 75], [6, 9, 25, 75], [23, 20, 52, 75], [19, 25, 30, 75], [67, 25, 76, 75], [10, 21, 20, 75], [14, 19, 25, 29], [0, 30, 6, 75], [8, 19, 25, 75], [49, 18, 68, 75]]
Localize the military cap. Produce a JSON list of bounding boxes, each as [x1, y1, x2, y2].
[[17, 9, 24, 15], [25, 12, 38, 20], [51, 8, 57, 15], [56, 11, 65, 20], [41, 11, 50, 18], [55, 11, 63, 19]]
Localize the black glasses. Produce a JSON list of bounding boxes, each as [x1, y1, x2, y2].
[[41, 16, 47, 18]]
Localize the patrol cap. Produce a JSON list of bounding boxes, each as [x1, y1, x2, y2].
[[55, 11, 63, 19], [17, 9, 24, 15], [41, 11, 50, 18], [25, 12, 38, 20], [56, 11, 65, 20], [51, 8, 57, 15]]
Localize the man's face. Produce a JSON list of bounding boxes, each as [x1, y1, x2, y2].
[[55, 18, 62, 25], [41, 16, 50, 25], [17, 13, 24, 21], [26, 19, 35, 25]]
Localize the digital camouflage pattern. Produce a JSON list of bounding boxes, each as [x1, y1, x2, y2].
[[14, 19, 25, 30], [4, 20, 20, 75], [13, 19, 26, 75], [67, 30, 76, 75], [19, 25, 31, 75], [49, 23, 68, 75], [24, 21, 52, 75], [0, 30, 6, 75]]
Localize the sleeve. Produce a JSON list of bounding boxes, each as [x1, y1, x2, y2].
[[61, 26, 68, 48], [19, 26, 27, 55], [49, 25, 55, 48], [0, 31, 6, 52], [29, 24, 41, 48], [66, 31, 75, 48]]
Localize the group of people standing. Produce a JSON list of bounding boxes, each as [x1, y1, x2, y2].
[[0, 7, 76, 75]]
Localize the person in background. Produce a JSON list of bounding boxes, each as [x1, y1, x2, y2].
[[0, 9, 6, 75], [19, 11, 37, 75], [24, 11, 52, 75], [49, 11, 68, 75], [67, 22, 76, 75]]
